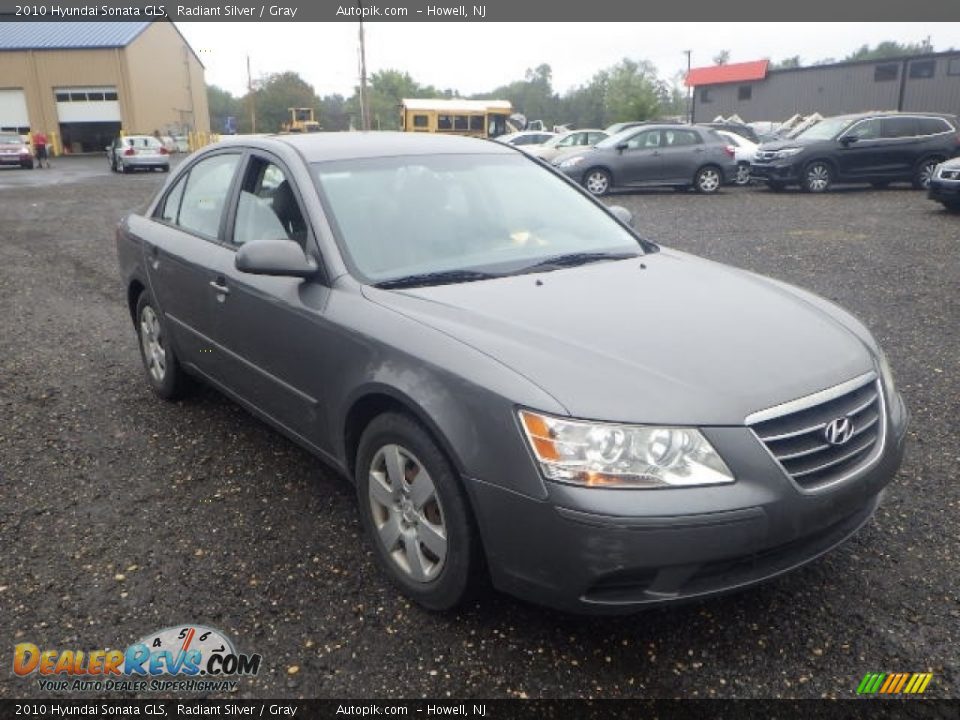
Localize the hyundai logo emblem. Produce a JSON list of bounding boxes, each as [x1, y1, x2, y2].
[[824, 416, 855, 446]]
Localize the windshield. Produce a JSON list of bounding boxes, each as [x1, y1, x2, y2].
[[313, 154, 644, 284], [794, 116, 855, 141]]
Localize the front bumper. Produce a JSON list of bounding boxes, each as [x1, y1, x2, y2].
[[466, 391, 908, 613], [0, 153, 31, 166], [750, 160, 802, 184], [928, 178, 960, 203]]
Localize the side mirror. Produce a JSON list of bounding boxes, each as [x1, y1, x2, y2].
[[235, 239, 318, 278], [840, 135, 859, 145], [608, 205, 634, 227], [616, 142, 628, 153]]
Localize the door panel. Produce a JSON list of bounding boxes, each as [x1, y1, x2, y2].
[[617, 129, 663, 185]]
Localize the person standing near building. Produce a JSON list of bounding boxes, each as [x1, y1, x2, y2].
[[33, 130, 50, 168]]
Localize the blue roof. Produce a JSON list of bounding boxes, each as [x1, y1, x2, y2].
[[0, 22, 151, 50]]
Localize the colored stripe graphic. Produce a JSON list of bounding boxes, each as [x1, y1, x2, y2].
[[857, 672, 932, 695]]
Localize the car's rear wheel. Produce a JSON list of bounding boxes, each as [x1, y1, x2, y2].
[[582, 168, 611, 196], [734, 163, 751, 186], [356, 412, 480, 611], [135, 291, 188, 400], [121, 161, 130, 174], [940, 200, 960, 212], [694, 165, 722, 194], [913, 157, 942, 190], [802, 161, 832, 193]]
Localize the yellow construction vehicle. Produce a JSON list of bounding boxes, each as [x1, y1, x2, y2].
[[281, 108, 321, 133]]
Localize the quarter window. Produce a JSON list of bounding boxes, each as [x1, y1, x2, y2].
[[176, 154, 242, 239], [916, 117, 951, 135]]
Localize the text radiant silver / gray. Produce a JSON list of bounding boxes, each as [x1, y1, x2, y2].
[[116, 132, 908, 613]]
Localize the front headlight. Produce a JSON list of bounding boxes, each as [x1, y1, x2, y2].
[[519, 410, 735, 488], [774, 147, 804, 159], [558, 156, 584, 168]]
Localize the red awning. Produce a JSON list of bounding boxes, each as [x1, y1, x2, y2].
[[685, 59, 769, 87]]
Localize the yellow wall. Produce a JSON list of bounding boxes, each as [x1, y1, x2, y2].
[[0, 21, 210, 149], [123, 22, 210, 135]]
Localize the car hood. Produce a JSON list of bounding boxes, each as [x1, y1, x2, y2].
[[757, 136, 824, 151], [362, 250, 875, 425]]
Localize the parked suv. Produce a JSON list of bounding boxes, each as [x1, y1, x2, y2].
[[556, 124, 737, 195], [751, 112, 960, 193]]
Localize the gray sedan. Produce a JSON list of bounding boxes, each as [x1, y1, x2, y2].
[[556, 124, 738, 195], [117, 132, 907, 613]]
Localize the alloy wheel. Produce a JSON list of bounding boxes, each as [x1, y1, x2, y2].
[[584, 171, 609, 196], [139, 305, 166, 383], [805, 164, 831, 192], [918, 161, 936, 190], [367, 444, 448, 583], [697, 168, 721, 193], [735, 164, 751, 185]]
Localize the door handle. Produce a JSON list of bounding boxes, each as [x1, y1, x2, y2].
[[146, 243, 160, 269], [209, 279, 230, 296]]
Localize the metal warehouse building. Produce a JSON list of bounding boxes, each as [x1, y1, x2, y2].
[[686, 53, 960, 123], [0, 21, 210, 153]]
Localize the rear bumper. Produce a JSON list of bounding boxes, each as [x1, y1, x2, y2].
[[466, 392, 908, 614], [121, 155, 168, 168]]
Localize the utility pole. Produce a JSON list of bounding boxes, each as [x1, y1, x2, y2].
[[358, 3, 371, 131], [247, 55, 256, 134], [684, 50, 692, 124]]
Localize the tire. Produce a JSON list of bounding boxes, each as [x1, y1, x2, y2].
[[21, 161, 33, 170], [802, 161, 832, 193], [582, 168, 612, 196], [940, 200, 960, 213], [161, 165, 170, 173], [135, 290, 189, 400], [356, 412, 481, 611], [734, 162, 751, 186], [913, 157, 942, 190], [121, 161, 130, 174], [694, 165, 722, 194]]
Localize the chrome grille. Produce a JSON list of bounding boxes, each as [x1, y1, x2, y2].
[[747, 373, 884, 490]]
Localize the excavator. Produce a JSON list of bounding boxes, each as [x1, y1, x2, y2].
[[280, 108, 321, 133]]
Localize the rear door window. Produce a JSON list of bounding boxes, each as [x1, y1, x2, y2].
[[881, 117, 920, 139], [176, 154, 242, 239], [916, 117, 952, 136]]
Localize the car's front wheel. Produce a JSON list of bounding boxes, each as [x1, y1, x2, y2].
[[135, 291, 188, 400], [356, 412, 480, 611], [913, 157, 942, 190], [582, 168, 612, 196], [734, 163, 751, 186], [802, 161, 833, 193], [694, 165, 722, 194]]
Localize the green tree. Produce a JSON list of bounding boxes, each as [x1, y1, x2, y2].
[[772, 56, 802, 69], [843, 39, 934, 61], [206, 85, 241, 134], [713, 50, 731, 66], [477, 63, 558, 126], [244, 71, 321, 133], [603, 59, 661, 124]]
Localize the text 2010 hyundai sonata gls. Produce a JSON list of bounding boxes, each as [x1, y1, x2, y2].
[[117, 133, 908, 613]]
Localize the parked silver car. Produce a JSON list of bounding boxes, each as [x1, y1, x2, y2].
[[556, 124, 738, 195], [117, 133, 907, 613], [108, 135, 170, 173]]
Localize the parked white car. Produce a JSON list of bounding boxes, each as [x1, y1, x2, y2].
[[716, 129, 759, 185], [495, 131, 557, 149]]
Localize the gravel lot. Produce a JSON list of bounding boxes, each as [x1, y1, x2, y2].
[[1, 158, 957, 700]]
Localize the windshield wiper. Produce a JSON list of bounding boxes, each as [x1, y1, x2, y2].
[[514, 251, 640, 275], [375, 269, 500, 289]]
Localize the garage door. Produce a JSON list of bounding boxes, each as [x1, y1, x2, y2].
[[54, 87, 121, 123], [0, 89, 30, 133]]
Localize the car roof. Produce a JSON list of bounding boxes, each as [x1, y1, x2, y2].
[[228, 132, 518, 162]]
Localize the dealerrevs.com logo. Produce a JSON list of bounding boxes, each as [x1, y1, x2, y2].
[[13, 625, 261, 693]]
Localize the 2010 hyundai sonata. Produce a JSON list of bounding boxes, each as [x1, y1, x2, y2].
[[116, 133, 908, 613]]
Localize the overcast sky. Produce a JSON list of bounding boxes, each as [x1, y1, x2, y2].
[[177, 22, 960, 99]]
